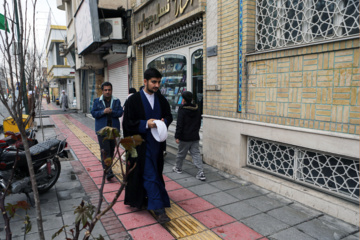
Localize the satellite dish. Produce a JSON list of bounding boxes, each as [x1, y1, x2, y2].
[[100, 21, 113, 37]]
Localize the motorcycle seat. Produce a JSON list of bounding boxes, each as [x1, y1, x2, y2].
[[0, 139, 62, 169]]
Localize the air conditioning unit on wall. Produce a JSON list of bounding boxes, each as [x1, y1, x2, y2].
[[99, 17, 124, 41]]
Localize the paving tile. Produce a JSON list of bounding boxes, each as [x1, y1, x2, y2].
[[225, 186, 264, 200], [57, 188, 86, 201], [269, 227, 316, 240], [163, 165, 175, 173], [188, 183, 221, 196], [26, 229, 66, 240], [101, 182, 121, 193], [85, 165, 104, 172], [177, 197, 215, 214], [88, 170, 104, 178], [203, 172, 225, 182], [113, 201, 139, 215], [202, 192, 239, 207], [103, 190, 125, 203], [213, 222, 264, 240], [163, 175, 172, 182], [176, 177, 205, 188], [118, 210, 157, 230], [128, 223, 174, 240], [342, 232, 360, 240], [55, 180, 82, 192], [193, 208, 236, 229], [267, 203, 322, 225], [82, 160, 101, 167], [28, 215, 64, 233], [220, 201, 261, 220], [0, 219, 26, 238], [296, 215, 359, 240], [165, 171, 193, 180], [209, 179, 241, 190], [168, 188, 198, 202], [242, 194, 291, 212], [165, 180, 184, 191], [241, 213, 289, 236], [59, 197, 84, 212], [39, 187, 58, 203]]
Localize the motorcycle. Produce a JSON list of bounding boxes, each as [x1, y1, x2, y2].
[[0, 135, 68, 203]]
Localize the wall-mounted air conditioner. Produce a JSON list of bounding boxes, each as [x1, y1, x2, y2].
[[99, 17, 123, 41]]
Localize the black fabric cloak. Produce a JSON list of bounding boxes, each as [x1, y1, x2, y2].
[[122, 91, 173, 209]]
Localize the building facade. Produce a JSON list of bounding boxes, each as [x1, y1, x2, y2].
[[202, 0, 359, 225], [57, 0, 132, 112], [45, 21, 75, 104], [132, 0, 206, 121]]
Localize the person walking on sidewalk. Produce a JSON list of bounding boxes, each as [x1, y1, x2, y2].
[[173, 91, 206, 181], [122, 68, 173, 224], [60, 90, 68, 111], [91, 82, 124, 181]]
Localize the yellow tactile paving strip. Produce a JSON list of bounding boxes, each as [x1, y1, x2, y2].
[[56, 115, 221, 240]]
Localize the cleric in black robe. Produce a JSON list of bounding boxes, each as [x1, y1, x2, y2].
[[122, 68, 173, 223]]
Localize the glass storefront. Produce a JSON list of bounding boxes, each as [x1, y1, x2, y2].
[[191, 49, 203, 115], [147, 48, 203, 121], [148, 54, 187, 120]]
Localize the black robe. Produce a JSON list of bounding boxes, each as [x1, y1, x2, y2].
[[122, 91, 173, 209]]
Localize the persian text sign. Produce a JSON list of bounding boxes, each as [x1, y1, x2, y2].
[[134, 0, 200, 41]]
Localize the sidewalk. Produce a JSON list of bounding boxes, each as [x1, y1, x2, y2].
[[1, 100, 358, 240]]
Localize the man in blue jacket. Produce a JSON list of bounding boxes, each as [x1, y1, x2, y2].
[[91, 82, 123, 180]]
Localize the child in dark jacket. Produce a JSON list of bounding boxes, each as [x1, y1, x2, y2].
[[173, 91, 205, 181]]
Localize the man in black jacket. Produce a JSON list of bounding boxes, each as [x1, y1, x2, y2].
[[122, 68, 173, 224], [173, 91, 205, 181]]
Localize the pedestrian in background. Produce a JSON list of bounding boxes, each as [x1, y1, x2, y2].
[[173, 91, 206, 181], [91, 82, 124, 181], [123, 68, 173, 224], [123, 87, 137, 110], [60, 90, 68, 111]]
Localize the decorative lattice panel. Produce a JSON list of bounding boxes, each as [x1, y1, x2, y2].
[[144, 23, 203, 57], [256, 0, 360, 51], [248, 137, 359, 201]]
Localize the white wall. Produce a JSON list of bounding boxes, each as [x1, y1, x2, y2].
[[202, 115, 359, 225]]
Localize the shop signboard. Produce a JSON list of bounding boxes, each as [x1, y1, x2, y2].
[[134, 0, 201, 42], [74, 0, 101, 54]]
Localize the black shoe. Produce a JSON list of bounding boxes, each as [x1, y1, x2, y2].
[[155, 213, 171, 224], [106, 172, 115, 181]]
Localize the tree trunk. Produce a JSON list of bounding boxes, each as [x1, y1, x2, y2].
[[20, 133, 45, 240], [0, 194, 12, 239]]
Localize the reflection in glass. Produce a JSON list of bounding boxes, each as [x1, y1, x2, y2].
[[148, 54, 187, 121]]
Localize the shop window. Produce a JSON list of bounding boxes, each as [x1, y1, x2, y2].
[[192, 49, 203, 116], [148, 54, 187, 121], [88, 73, 96, 112], [256, 0, 360, 51]]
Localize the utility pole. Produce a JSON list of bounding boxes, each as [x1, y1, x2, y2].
[[13, 0, 29, 114]]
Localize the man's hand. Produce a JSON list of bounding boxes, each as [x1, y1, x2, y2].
[[176, 139, 179, 144], [104, 108, 112, 114], [147, 118, 157, 128]]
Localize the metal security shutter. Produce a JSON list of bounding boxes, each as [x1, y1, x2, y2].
[[108, 63, 128, 107]]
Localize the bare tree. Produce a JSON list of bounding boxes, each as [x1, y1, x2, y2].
[[0, 0, 46, 239]]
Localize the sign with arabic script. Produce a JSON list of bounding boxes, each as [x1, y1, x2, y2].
[[133, 0, 201, 42]]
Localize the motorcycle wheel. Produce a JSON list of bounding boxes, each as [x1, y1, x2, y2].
[[37, 158, 61, 194]]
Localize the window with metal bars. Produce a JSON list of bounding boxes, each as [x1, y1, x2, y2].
[[247, 137, 359, 202], [255, 0, 359, 51]]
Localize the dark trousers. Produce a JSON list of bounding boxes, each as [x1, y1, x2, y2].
[[97, 135, 116, 175]]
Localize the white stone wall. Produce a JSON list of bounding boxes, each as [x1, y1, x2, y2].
[[202, 115, 360, 225]]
